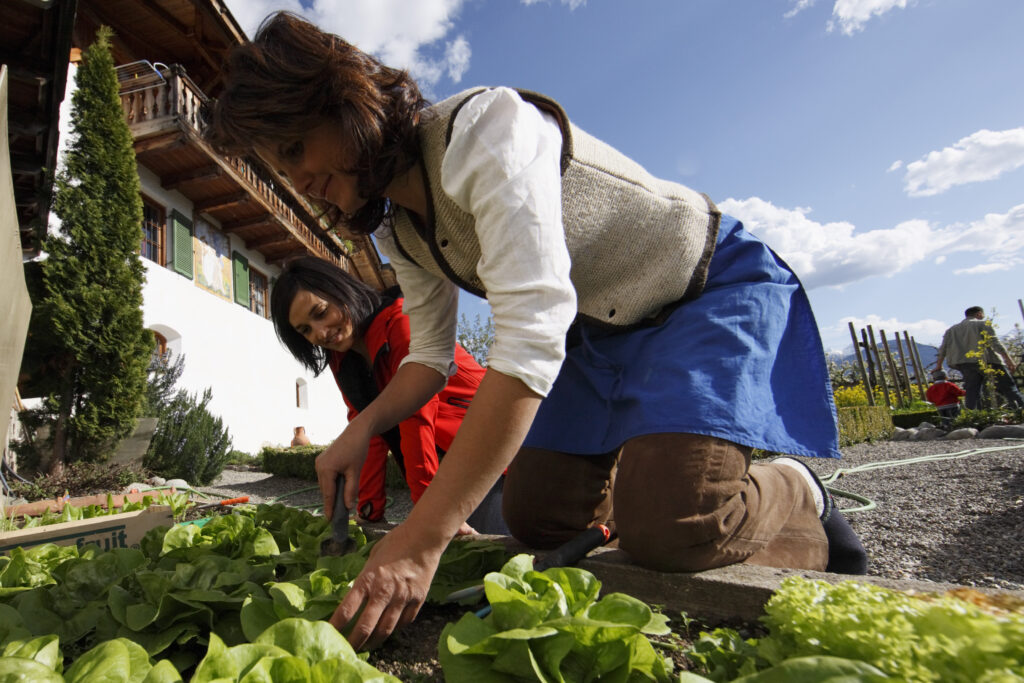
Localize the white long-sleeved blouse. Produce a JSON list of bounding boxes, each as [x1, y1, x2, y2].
[[375, 87, 578, 397]]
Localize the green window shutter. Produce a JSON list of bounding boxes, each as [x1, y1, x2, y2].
[[170, 210, 194, 279], [233, 251, 250, 307]]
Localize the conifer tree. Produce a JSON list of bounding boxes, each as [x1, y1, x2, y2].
[[29, 27, 152, 472]]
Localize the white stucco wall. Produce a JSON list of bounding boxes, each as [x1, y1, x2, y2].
[[53, 63, 347, 455], [137, 168, 347, 454]]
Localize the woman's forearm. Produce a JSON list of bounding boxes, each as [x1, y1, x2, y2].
[[350, 362, 447, 437], [398, 368, 542, 547]]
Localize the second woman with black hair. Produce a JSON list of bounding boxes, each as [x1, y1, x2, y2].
[[271, 256, 500, 534]]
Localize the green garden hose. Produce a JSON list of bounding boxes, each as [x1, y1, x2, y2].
[[266, 484, 394, 515], [824, 440, 1024, 513]]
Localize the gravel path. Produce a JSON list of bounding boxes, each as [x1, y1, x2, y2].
[[813, 438, 1024, 592], [202, 438, 1024, 591]]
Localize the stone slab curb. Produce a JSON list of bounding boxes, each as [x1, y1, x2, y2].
[[575, 547, 1024, 624], [388, 529, 1024, 625]]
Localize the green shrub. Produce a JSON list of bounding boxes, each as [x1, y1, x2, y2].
[[891, 409, 940, 429], [143, 388, 232, 486], [225, 449, 256, 466], [8, 461, 148, 501], [260, 445, 323, 481], [837, 406, 893, 446], [951, 406, 1024, 430], [259, 445, 409, 490]]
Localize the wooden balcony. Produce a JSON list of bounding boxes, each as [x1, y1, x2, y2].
[[119, 65, 386, 286]]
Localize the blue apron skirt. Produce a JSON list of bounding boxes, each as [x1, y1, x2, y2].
[[524, 215, 840, 459]]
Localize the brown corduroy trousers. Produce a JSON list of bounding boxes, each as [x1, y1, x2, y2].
[[503, 433, 828, 572]]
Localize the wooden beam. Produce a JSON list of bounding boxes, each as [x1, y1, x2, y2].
[[133, 132, 184, 155], [77, 4, 158, 69], [193, 191, 249, 214], [139, 0, 191, 36], [266, 246, 310, 267], [246, 234, 294, 250], [161, 164, 222, 191], [8, 119, 50, 137], [9, 153, 45, 175], [220, 213, 273, 233], [0, 54, 55, 80]]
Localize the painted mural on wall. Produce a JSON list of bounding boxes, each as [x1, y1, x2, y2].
[[193, 220, 233, 301]]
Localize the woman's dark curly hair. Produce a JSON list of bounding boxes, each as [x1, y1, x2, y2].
[[205, 11, 428, 234], [270, 257, 383, 375]]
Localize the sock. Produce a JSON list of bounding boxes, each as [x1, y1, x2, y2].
[[773, 457, 868, 574], [823, 508, 868, 574]]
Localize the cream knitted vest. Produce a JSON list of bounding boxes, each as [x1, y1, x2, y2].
[[390, 88, 720, 327]]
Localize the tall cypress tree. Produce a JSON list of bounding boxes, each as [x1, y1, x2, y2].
[[31, 27, 152, 472]]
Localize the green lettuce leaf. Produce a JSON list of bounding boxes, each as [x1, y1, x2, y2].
[[0, 656, 64, 682], [63, 637, 156, 683]]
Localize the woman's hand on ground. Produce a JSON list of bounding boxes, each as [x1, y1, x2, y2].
[[328, 520, 444, 650]]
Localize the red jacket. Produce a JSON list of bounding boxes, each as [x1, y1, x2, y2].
[[926, 380, 965, 408], [328, 297, 485, 520]]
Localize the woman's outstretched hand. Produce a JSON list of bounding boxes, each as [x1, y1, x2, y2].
[[328, 520, 445, 650]]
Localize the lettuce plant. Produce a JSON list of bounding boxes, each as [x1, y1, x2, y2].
[[686, 577, 1024, 682], [439, 554, 675, 682]]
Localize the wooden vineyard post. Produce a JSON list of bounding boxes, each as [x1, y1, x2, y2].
[[904, 331, 926, 394], [860, 329, 877, 390], [867, 325, 892, 409], [879, 329, 905, 407], [897, 331, 925, 401], [889, 329, 913, 401], [909, 334, 929, 385], [848, 321, 874, 406]]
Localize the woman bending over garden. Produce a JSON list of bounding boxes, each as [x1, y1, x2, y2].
[[208, 11, 867, 650], [270, 256, 502, 535]]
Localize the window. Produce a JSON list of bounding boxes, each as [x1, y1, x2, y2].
[[169, 210, 194, 279], [249, 268, 269, 318], [152, 331, 168, 358], [140, 198, 165, 264]]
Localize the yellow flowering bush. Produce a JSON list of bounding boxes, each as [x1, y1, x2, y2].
[[833, 384, 884, 407]]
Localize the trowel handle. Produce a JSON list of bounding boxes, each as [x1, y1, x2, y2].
[[535, 524, 612, 572], [331, 473, 349, 538]]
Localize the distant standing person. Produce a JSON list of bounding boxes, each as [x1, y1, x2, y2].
[[934, 306, 1024, 409]]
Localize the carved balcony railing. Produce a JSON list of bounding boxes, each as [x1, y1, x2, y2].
[[119, 65, 351, 270]]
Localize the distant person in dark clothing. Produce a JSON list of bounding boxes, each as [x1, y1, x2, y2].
[[934, 306, 1024, 409], [926, 370, 966, 427]]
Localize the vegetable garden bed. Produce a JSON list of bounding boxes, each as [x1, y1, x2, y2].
[[1, 502, 1022, 681]]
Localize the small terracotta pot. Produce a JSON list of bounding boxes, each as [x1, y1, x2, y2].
[[291, 426, 310, 447]]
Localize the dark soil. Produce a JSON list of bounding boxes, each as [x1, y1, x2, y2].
[[366, 604, 717, 680], [366, 603, 460, 681]]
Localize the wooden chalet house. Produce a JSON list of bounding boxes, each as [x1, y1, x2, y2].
[[3, 0, 397, 452]]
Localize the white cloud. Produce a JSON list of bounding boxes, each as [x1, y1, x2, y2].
[[718, 197, 943, 289], [785, 0, 819, 20], [827, 0, 910, 35], [953, 261, 1017, 276], [718, 197, 1024, 291], [225, 0, 471, 92], [887, 160, 902, 172], [902, 127, 1024, 197], [823, 314, 949, 349], [521, 0, 590, 9], [445, 36, 471, 82]]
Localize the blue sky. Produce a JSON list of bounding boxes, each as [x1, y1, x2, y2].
[[225, 0, 1024, 352]]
